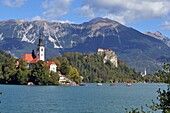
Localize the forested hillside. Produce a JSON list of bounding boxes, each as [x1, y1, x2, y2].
[[0, 50, 13, 77], [0, 50, 13, 63], [54, 52, 142, 83], [0, 49, 160, 84]]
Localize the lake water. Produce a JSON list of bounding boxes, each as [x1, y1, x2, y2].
[[0, 83, 167, 113]]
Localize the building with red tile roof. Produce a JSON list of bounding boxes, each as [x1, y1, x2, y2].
[[21, 54, 33, 63], [45, 61, 57, 72], [30, 58, 40, 64], [20, 37, 57, 72]]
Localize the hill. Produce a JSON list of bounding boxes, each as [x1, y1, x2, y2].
[[54, 52, 142, 83]]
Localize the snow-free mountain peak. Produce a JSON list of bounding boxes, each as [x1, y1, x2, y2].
[[144, 31, 170, 47], [0, 18, 170, 73]]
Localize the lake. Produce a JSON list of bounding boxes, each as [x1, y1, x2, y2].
[[0, 83, 167, 113]]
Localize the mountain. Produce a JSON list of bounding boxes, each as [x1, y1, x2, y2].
[[144, 31, 170, 47], [0, 17, 170, 73]]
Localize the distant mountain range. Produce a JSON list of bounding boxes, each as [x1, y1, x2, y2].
[[0, 17, 170, 73], [144, 31, 170, 47]]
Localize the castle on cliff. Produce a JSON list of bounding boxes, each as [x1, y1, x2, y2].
[[97, 48, 118, 67]]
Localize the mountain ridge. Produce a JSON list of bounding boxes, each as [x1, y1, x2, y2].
[[0, 17, 170, 73], [144, 31, 170, 47]]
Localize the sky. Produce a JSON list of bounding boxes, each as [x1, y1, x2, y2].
[[0, 0, 170, 37]]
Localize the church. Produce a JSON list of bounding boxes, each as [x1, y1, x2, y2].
[[21, 37, 57, 72]]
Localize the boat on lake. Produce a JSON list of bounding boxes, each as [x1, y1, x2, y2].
[[79, 83, 87, 86], [126, 83, 132, 86], [110, 83, 116, 86], [97, 83, 103, 86], [27, 82, 34, 86]]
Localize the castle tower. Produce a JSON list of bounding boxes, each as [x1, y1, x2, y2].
[[37, 37, 45, 61]]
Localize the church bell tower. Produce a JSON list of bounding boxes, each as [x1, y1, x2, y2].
[[37, 37, 45, 61]]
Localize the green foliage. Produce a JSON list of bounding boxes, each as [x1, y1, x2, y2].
[[68, 66, 81, 84], [0, 55, 59, 85], [30, 60, 59, 85], [55, 52, 142, 83], [155, 62, 170, 83], [60, 61, 70, 75], [157, 88, 170, 113], [49, 71, 60, 85], [1, 58, 17, 83], [1, 58, 30, 84], [0, 50, 12, 63], [14, 60, 30, 84], [149, 62, 170, 112], [148, 88, 170, 113]]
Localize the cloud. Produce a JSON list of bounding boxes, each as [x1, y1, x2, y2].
[[162, 21, 170, 30], [76, 5, 95, 19], [31, 16, 45, 21], [53, 20, 74, 24], [76, 0, 170, 24], [31, 16, 74, 24], [2, 0, 26, 8], [42, 0, 72, 20]]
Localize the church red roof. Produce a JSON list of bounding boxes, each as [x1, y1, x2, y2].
[[30, 58, 40, 64], [21, 54, 33, 62]]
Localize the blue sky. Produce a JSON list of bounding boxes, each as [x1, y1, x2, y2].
[[0, 0, 170, 37]]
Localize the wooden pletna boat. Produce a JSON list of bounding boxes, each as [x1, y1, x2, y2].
[[110, 83, 116, 86], [27, 82, 34, 86], [126, 83, 132, 86], [97, 83, 103, 86], [79, 83, 87, 86]]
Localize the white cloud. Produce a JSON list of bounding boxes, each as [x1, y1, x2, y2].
[[77, 0, 170, 24], [31, 16, 74, 24], [53, 20, 74, 24], [162, 21, 170, 30], [76, 5, 95, 18], [42, 0, 72, 20], [104, 14, 125, 25], [2, 0, 26, 8], [31, 16, 44, 21]]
